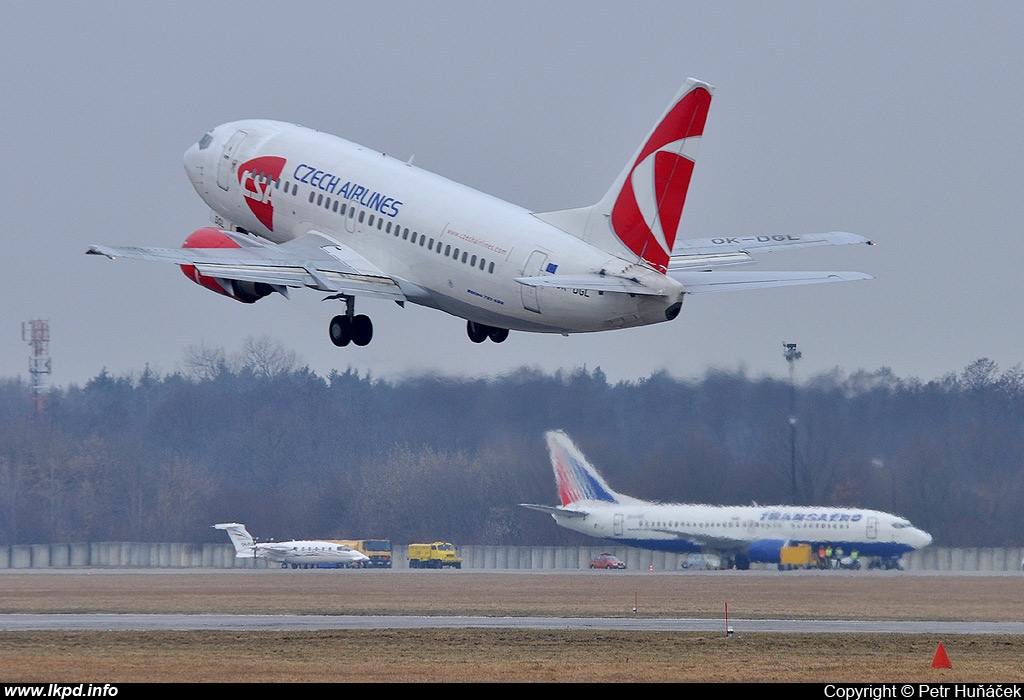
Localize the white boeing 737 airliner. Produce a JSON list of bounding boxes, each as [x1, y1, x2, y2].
[[521, 431, 932, 569], [88, 79, 872, 346], [214, 523, 370, 569]]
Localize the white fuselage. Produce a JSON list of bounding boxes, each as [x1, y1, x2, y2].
[[552, 501, 932, 559], [255, 539, 369, 567], [183, 120, 683, 334]]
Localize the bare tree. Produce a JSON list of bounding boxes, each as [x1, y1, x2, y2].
[[233, 336, 300, 378]]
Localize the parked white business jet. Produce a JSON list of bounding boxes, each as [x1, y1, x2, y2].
[[520, 431, 932, 569], [213, 522, 370, 569], [88, 79, 872, 346]]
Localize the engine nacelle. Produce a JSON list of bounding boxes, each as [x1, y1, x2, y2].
[[747, 539, 788, 565], [179, 227, 275, 304]]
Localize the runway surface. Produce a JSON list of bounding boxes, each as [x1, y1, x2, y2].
[[2, 613, 1023, 634]]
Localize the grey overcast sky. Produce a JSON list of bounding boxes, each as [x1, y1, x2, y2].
[[2, 2, 1022, 387]]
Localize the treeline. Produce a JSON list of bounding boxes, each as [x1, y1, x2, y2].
[[2, 343, 1023, 547]]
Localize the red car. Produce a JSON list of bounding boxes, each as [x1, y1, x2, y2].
[[589, 553, 626, 569]]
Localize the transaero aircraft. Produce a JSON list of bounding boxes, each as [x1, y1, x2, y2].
[[88, 79, 873, 347], [520, 431, 932, 570], [214, 523, 370, 569]]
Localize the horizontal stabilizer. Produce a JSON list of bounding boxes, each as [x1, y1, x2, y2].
[[519, 503, 589, 519], [670, 269, 873, 294], [671, 231, 873, 257], [514, 274, 664, 296]]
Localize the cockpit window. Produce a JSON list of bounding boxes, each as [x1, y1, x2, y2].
[[198, 132, 214, 150]]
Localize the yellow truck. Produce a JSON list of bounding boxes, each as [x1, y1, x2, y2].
[[407, 542, 462, 569], [778, 543, 816, 570], [331, 539, 393, 568]]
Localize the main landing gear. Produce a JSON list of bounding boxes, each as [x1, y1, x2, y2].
[[467, 320, 509, 343], [328, 294, 373, 347]]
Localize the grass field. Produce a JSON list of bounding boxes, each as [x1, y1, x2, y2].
[[1, 570, 1022, 683]]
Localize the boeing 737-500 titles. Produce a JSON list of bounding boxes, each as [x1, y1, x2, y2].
[[88, 79, 872, 346], [521, 431, 932, 570]]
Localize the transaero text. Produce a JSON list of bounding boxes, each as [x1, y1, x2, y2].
[[759, 510, 862, 522]]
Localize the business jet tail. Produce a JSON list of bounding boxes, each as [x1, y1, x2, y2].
[[534, 79, 713, 274], [213, 522, 257, 557]]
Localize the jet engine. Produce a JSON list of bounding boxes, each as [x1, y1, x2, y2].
[[747, 539, 788, 566], [179, 227, 276, 303]]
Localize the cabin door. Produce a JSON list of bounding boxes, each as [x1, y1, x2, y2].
[[217, 130, 249, 191], [865, 516, 879, 540], [520, 250, 548, 313], [613, 513, 624, 536]]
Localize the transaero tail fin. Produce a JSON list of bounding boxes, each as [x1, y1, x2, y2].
[[546, 430, 624, 506]]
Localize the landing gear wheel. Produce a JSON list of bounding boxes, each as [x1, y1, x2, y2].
[[352, 314, 373, 346], [488, 327, 509, 343], [329, 315, 351, 347], [467, 321, 488, 343]]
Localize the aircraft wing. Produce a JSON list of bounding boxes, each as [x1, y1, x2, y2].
[[519, 503, 589, 519], [647, 528, 742, 550], [87, 231, 406, 302], [670, 269, 872, 294]]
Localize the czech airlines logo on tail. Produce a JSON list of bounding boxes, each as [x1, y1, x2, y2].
[[238, 156, 287, 231], [611, 80, 712, 273], [546, 430, 619, 506]]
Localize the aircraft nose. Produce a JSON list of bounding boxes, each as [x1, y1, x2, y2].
[[916, 529, 933, 548], [183, 129, 216, 193], [183, 142, 203, 189]]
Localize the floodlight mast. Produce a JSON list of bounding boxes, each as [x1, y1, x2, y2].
[[22, 319, 51, 417], [783, 343, 802, 500]]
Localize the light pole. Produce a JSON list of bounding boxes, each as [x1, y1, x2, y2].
[[872, 458, 896, 512], [783, 343, 802, 501]]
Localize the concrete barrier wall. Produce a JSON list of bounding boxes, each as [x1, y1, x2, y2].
[[0, 543, 1021, 571]]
